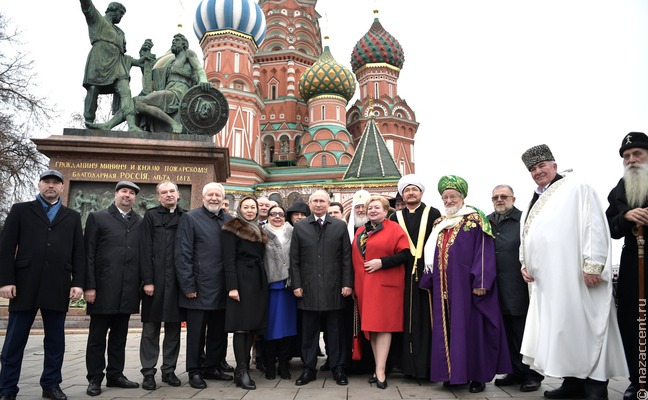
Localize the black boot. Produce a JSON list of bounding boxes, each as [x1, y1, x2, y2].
[[277, 337, 292, 379], [233, 333, 257, 390], [584, 378, 608, 400], [544, 377, 586, 399], [264, 339, 277, 380]]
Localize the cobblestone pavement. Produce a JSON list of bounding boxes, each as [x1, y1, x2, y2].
[[0, 331, 630, 400]]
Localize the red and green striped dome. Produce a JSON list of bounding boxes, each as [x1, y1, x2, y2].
[[351, 16, 404, 72]]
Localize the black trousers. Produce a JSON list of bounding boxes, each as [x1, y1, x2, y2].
[[85, 313, 131, 382], [301, 309, 345, 372], [184, 309, 226, 376], [502, 314, 544, 381], [0, 309, 66, 396]]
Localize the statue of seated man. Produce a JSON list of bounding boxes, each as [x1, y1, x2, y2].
[[134, 33, 212, 133]]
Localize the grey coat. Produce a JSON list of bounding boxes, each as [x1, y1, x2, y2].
[[263, 224, 293, 284], [289, 215, 353, 311], [174, 206, 232, 310]]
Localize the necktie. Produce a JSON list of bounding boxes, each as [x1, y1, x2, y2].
[[318, 218, 323, 226]]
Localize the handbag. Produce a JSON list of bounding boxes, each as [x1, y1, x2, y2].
[[352, 297, 362, 361]]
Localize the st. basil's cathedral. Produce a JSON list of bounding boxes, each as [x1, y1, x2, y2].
[[193, 0, 418, 213]]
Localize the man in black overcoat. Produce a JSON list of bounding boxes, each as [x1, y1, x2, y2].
[[606, 132, 648, 400], [175, 182, 233, 389], [84, 181, 142, 396], [138, 181, 186, 390], [487, 184, 544, 392], [289, 189, 353, 386], [0, 170, 85, 400]]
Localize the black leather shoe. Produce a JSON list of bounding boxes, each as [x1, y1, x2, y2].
[[624, 383, 639, 400], [189, 374, 207, 389], [42, 386, 67, 400], [295, 370, 316, 386], [333, 368, 348, 386], [203, 369, 233, 381], [86, 381, 101, 397], [469, 381, 486, 393], [495, 374, 519, 387], [162, 372, 181, 387], [142, 375, 156, 390], [220, 360, 234, 373], [544, 384, 586, 399], [520, 377, 541, 392], [368, 374, 377, 384], [106, 376, 139, 389]]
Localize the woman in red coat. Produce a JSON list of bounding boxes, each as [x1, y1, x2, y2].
[[352, 196, 410, 389]]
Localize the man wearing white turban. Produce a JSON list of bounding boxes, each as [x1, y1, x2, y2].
[[389, 174, 440, 379]]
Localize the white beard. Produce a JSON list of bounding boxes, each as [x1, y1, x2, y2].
[[624, 163, 648, 208], [445, 205, 460, 216], [354, 215, 369, 228], [205, 204, 221, 214]]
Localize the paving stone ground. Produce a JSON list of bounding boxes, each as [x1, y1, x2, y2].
[[0, 329, 630, 400]]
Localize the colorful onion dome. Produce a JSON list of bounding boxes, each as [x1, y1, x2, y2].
[[193, 0, 267, 45], [351, 13, 404, 72], [298, 46, 356, 103]]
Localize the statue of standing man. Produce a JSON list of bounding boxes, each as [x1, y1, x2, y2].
[[80, 0, 143, 131]]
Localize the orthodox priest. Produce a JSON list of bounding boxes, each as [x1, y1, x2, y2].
[[389, 174, 440, 379], [519, 144, 627, 400], [420, 175, 510, 393], [606, 132, 648, 400]]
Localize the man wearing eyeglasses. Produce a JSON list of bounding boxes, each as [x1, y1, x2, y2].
[[486, 185, 544, 392]]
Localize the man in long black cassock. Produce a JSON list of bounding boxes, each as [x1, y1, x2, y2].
[[389, 174, 441, 378], [606, 131, 648, 400]]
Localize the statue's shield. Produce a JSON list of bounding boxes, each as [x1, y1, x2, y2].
[[179, 86, 229, 135]]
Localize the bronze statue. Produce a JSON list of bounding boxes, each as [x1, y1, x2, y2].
[[134, 33, 212, 133], [80, 0, 146, 131]]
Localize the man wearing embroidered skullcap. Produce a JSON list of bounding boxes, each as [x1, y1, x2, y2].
[[418, 175, 510, 393], [519, 144, 627, 400], [389, 174, 440, 379], [606, 132, 648, 400]]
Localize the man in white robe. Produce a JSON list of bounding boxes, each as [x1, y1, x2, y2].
[[519, 144, 627, 400]]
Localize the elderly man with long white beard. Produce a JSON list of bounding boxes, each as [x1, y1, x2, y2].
[[520, 144, 627, 400], [606, 132, 648, 400], [347, 190, 370, 240]]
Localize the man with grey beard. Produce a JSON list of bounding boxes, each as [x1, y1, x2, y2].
[[606, 132, 648, 400]]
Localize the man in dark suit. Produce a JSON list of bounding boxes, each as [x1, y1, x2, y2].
[[175, 182, 233, 389], [289, 189, 353, 386], [138, 181, 186, 390], [0, 169, 85, 400], [84, 181, 142, 396]]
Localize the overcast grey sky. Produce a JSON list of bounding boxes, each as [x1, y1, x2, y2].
[[3, 0, 648, 259]]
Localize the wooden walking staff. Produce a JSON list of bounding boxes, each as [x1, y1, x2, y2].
[[637, 225, 646, 390]]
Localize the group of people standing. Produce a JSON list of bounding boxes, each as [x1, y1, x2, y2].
[[0, 133, 646, 400]]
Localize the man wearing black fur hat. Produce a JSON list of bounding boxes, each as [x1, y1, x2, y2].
[[606, 132, 648, 400]]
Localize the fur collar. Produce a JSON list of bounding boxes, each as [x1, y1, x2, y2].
[[223, 218, 269, 244]]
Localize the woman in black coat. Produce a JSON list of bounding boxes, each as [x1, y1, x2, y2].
[[222, 196, 269, 390]]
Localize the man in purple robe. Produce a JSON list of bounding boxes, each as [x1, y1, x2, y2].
[[420, 175, 511, 393]]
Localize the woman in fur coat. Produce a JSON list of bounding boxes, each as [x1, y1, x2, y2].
[[222, 196, 269, 390], [262, 205, 298, 380]]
